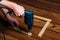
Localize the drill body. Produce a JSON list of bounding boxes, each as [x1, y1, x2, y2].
[[24, 10, 33, 31]]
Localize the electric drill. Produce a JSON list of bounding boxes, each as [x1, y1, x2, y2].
[[24, 10, 33, 31], [0, 6, 34, 32]]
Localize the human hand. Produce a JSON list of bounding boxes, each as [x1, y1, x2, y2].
[[13, 5, 25, 16], [0, 1, 25, 16], [6, 14, 19, 27]]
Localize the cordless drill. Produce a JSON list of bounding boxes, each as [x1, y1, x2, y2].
[[0, 6, 34, 32], [24, 10, 33, 31]]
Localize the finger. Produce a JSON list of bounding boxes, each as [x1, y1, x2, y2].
[[22, 13, 25, 17]]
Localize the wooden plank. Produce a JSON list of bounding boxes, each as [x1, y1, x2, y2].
[[0, 23, 40, 39], [0, 16, 60, 38], [34, 15, 52, 37], [9, 0, 60, 13], [0, 1, 60, 40], [0, 10, 59, 39], [0, 33, 18, 40], [39, 31, 60, 40], [31, 25, 60, 40], [0, 22, 39, 39], [0, 33, 4, 40], [20, 0, 60, 13], [2, 0, 60, 28], [44, 0, 60, 4], [34, 18, 60, 33], [6, 0, 60, 25], [19, 3, 60, 25], [31, 24, 60, 40], [4, 28, 38, 40], [0, 20, 60, 40], [0, 11, 59, 38], [40, 30, 60, 40]]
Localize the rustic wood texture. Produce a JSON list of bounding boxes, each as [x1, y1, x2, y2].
[[20, 0, 60, 13], [0, 20, 60, 40], [0, 33, 18, 40], [22, 3, 60, 25], [19, 0, 60, 25], [0, 12, 60, 40], [10, 0, 60, 24], [0, 0, 60, 40]]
